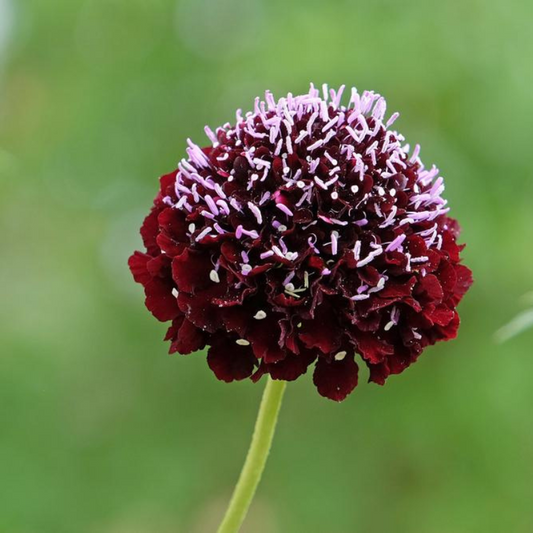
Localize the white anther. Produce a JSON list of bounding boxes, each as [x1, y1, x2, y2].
[[241, 264, 253, 275]]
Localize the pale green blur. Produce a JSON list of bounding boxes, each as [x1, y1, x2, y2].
[[1, 1, 532, 532]]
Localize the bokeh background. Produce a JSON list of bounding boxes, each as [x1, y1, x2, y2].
[[1, 1, 532, 532]]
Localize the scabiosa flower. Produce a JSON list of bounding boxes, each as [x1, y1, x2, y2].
[[129, 84, 472, 401]]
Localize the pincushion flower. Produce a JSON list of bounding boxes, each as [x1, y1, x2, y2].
[[129, 84, 472, 401], [129, 84, 472, 533]]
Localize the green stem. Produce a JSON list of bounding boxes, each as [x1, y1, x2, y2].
[[216, 377, 287, 533]]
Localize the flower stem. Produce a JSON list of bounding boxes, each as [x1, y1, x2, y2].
[[216, 377, 287, 533]]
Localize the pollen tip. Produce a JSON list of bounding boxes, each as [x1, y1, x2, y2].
[[334, 351, 347, 361]]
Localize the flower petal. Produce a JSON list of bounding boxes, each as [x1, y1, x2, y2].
[[128, 251, 151, 285], [207, 337, 257, 382], [313, 355, 359, 401], [299, 303, 341, 355], [267, 350, 317, 381], [166, 317, 206, 354], [144, 277, 180, 322], [172, 249, 212, 294]]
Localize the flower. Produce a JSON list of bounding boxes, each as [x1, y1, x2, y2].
[[129, 84, 472, 401]]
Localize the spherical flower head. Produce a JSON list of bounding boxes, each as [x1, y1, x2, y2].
[[129, 84, 473, 401]]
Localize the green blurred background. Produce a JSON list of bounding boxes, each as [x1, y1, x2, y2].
[[1, 1, 532, 532]]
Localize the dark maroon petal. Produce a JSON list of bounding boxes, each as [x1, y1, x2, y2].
[[220, 241, 241, 263], [453, 264, 473, 303], [313, 355, 359, 401], [172, 249, 212, 294], [146, 254, 172, 279], [425, 304, 455, 327], [367, 361, 390, 385], [356, 332, 394, 364], [177, 284, 226, 333], [156, 209, 188, 256], [140, 208, 161, 256], [359, 297, 398, 315], [144, 277, 179, 322], [431, 311, 460, 342], [158, 171, 178, 200], [406, 235, 428, 257], [271, 293, 307, 307], [379, 277, 416, 298], [358, 266, 381, 286], [267, 350, 317, 381], [156, 233, 187, 257], [299, 304, 341, 355], [158, 208, 189, 242], [441, 232, 460, 261], [207, 337, 256, 382], [167, 317, 206, 355], [164, 315, 184, 342], [212, 285, 256, 308], [387, 346, 420, 375], [350, 311, 382, 332], [247, 316, 286, 363], [128, 251, 151, 285], [415, 274, 444, 303], [442, 216, 461, 238], [220, 306, 250, 336], [250, 362, 268, 383], [437, 261, 458, 293]]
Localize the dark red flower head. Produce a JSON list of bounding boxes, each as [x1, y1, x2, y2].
[[129, 84, 472, 401]]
